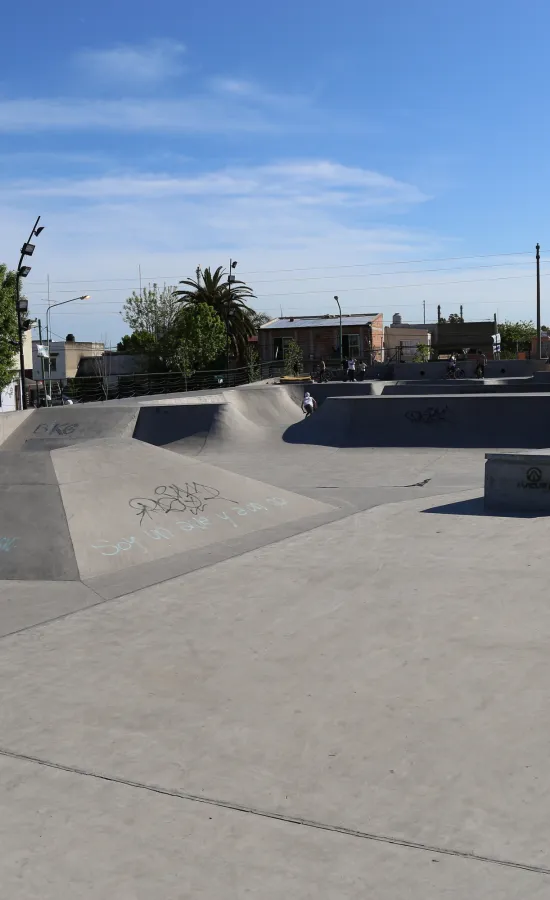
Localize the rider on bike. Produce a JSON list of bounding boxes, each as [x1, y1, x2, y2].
[[447, 353, 457, 378]]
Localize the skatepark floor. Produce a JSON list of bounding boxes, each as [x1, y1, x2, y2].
[[1, 387, 550, 897]]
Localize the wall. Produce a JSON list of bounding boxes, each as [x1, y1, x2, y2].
[[391, 359, 550, 379], [0, 381, 17, 411], [33, 341, 105, 381], [260, 317, 384, 363], [384, 326, 431, 360], [64, 343, 105, 378], [77, 352, 148, 377]]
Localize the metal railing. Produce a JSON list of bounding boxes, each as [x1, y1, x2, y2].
[[28, 362, 286, 406]]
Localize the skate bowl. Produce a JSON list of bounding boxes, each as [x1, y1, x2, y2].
[[283, 393, 550, 449], [134, 385, 304, 453]]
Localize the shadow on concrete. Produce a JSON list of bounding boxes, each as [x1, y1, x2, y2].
[[422, 496, 549, 518]]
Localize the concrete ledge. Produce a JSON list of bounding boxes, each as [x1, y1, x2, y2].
[[485, 450, 550, 512]]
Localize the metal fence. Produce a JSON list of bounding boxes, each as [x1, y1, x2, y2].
[[29, 361, 287, 406]]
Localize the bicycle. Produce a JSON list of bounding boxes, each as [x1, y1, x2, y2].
[[445, 367, 465, 379]]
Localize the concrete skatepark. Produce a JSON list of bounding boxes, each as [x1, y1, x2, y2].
[[2, 378, 550, 897]]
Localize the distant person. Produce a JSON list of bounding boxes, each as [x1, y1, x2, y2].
[[302, 391, 317, 416], [62, 395, 74, 405], [359, 360, 367, 381], [475, 350, 487, 379], [341, 357, 348, 381], [447, 354, 457, 378], [347, 357, 356, 382], [318, 359, 327, 383]]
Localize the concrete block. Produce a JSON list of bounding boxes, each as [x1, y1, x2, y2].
[[485, 451, 550, 512]]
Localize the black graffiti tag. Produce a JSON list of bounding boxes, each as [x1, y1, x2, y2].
[[405, 406, 449, 425], [33, 423, 80, 436], [129, 483, 238, 526]]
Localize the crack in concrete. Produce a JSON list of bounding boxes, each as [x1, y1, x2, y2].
[[1, 746, 549, 879]]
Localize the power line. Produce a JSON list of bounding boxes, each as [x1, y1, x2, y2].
[[23, 250, 534, 288], [28, 269, 550, 305]]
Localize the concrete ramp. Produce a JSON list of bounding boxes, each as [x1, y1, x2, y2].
[[0, 438, 334, 602], [2, 405, 139, 451], [134, 385, 303, 454], [284, 394, 550, 448], [0, 410, 33, 447], [0, 451, 79, 581]]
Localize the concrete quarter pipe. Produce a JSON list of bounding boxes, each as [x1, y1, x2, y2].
[[283, 393, 550, 449]]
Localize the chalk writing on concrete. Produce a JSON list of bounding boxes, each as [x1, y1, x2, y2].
[[92, 497, 289, 556], [405, 406, 449, 425], [129, 482, 238, 526], [0, 537, 18, 552], [33, 423, 80, 436]]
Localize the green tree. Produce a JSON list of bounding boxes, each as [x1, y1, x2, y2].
[[122, 283, 179, 339], [0, 265, 20, 393], [412, 343, 430, 363], [167, 304, 226, 378], [250, 310, 271, 332], [246, 346, 261, 382], [173, 266, 257, 364], [284, 339, 303, 376], [499, 320, 537, 358], [448, 312, 464, 323]]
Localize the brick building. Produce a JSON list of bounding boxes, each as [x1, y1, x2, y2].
[[259, 314, 384, 364]]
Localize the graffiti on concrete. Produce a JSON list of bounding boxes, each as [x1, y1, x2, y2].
[[129, 482, 239, 526], [405, 406, 449, 425], [92, 497, 289, 556], [0, 537, 18, 552], [33, 423, 79, 436]]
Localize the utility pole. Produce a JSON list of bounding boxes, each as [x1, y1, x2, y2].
[[334, 295, 342, 362], [423, 299, 426, 325], [15, 215, 45, 409], [536, 243, 541, 359], [38, 319, 46, 404]]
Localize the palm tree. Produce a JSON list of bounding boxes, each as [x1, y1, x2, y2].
[[173, 266, 257, 366]]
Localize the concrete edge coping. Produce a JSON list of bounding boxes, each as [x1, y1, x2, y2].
[[485, 450, 550, 462]]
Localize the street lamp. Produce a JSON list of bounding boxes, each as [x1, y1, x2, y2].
[[15, 215, 45, 409], [227, 260, 238, 380], [46, 294, 90, 405], [334, 295, 343, 364]]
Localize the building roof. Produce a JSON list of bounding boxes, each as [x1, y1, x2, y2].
[[260, 314, 381, 330]]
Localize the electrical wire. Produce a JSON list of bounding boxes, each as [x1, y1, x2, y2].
[[23, 250, 534, 288], [27, 269, 550, 304]]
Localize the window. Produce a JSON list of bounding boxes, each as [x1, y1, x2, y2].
[[342, 334, 360, 357], [49, 355, 57, 372], [273, 336, 292, 359]]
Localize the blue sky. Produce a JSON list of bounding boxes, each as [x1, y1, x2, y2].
[[2, 0, 549, 343]]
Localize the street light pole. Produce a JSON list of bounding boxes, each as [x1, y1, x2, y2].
[[536, 243, 541, 359], [45, 294, 90, 405], [334, 295, 343, 363], [15, 215, 44, 409]]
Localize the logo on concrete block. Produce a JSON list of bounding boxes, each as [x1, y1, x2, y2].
[[517, 466, 549, 492]]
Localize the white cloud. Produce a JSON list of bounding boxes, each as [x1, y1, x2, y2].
[[0, 96, 279, 134], [0, 154, 445, 348], [75, 39, 186, 88], [7, 161, 428, 210]]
